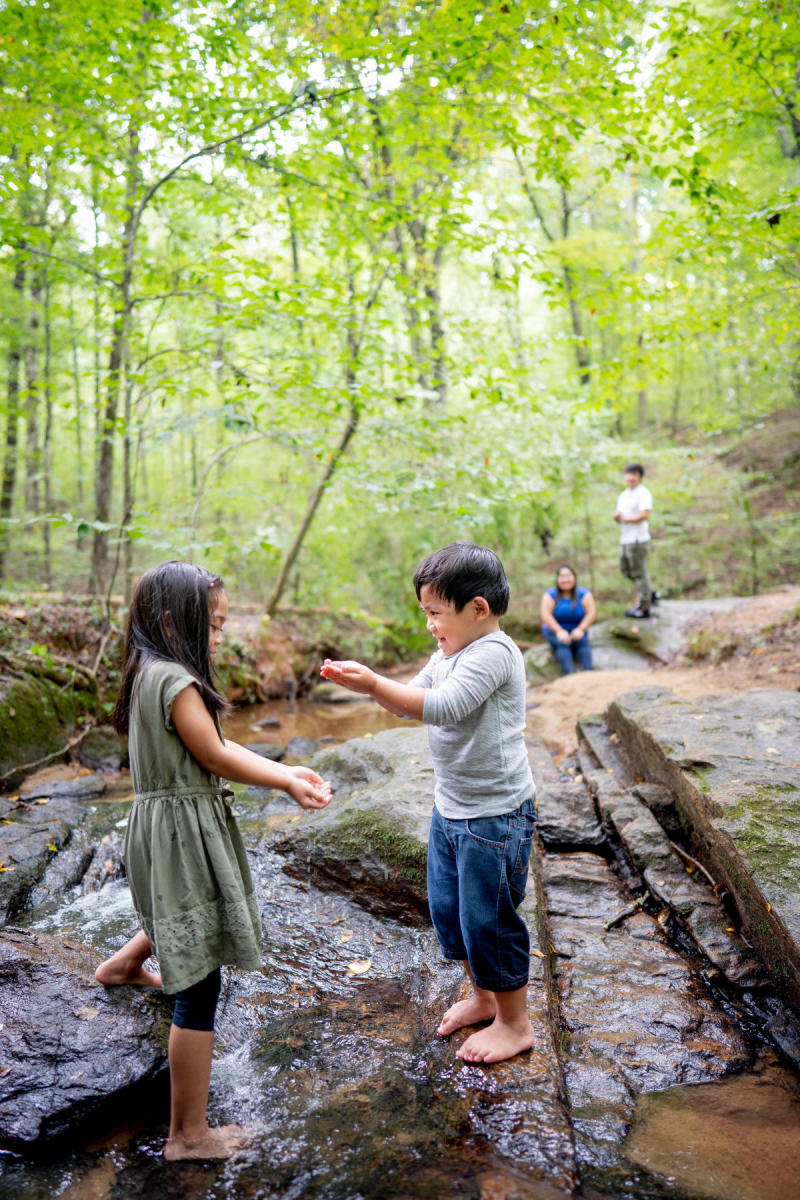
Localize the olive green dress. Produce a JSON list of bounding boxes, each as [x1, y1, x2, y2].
[[123, 659, 261, 995]]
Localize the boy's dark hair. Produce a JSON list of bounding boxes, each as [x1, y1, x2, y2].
[[112, 560, 228, 734], [624, 462, 645, 477], [413, 542, 509, 615]]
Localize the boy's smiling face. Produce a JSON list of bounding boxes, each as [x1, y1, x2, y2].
[[419, 584, 496, 657]]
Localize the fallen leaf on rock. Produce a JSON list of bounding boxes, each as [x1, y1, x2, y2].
[[0, 1066, 11, 1079], [531, 949, 546, 959], [766, 902, 772, 913], [103, 859, 113, 873], [346, 959, 371, 975], [765, 747, 779, 754], [340, 930, 354, 943], [36, 798, 50, 806], [73, 1006, 99, 1021]]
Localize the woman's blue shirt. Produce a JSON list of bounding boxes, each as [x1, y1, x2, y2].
[[544, 586, 590, 633]]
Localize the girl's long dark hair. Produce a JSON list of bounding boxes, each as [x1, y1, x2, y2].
[[112, 561, 228, 734]]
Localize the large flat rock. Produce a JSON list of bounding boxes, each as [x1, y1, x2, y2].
[[607, 687, 800, 1004], [0, 927, 169, 1149]]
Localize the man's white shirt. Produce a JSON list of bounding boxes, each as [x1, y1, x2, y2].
[[617, 483, 653, 544]]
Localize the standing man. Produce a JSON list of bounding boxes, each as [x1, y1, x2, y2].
[[614, 463, 654, 618]]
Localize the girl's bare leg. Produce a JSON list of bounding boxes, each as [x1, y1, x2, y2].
[[95, 930, 162, 988], [164, 1027, 249, 1161]]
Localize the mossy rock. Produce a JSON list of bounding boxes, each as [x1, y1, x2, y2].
[[267, 726, 434, 923], [0, 672, 94, 786]]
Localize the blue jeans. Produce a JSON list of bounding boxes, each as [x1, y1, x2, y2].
[[542, 627, 593, 674], [427, 797, 537, 993]]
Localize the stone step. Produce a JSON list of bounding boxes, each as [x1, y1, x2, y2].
[[591, 770, 766, 989], [536, 848, 751, 1192], [606, 686, 800, 1013], [526, 734, 604, 851], [577, 714, 637, 788]]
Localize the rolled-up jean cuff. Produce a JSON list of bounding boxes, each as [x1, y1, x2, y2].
[[472, 971, 530, 993]]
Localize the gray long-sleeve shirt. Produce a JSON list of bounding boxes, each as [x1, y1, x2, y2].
[[411, 630, 534, 818]]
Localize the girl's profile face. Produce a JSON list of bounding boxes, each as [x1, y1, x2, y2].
[[209, 590, 228, 659]]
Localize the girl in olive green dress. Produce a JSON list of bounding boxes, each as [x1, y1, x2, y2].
[[95, 561, 331, 1162]]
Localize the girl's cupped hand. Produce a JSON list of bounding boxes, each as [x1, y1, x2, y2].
[[288, 765, 333, 809]]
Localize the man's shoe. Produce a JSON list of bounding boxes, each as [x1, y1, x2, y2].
[[625, 606, 651, 619]]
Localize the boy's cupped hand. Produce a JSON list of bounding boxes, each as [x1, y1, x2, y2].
[[289, 765, 333, 809], [320, 658, 376, 696]]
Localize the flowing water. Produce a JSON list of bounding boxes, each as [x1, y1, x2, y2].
[[3, 696, 800, 1199]]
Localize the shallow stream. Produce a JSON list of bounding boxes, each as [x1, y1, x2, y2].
[[3, 695, 800, 1199]]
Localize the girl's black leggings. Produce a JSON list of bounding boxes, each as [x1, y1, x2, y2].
[[172, 967, 221, 1032]]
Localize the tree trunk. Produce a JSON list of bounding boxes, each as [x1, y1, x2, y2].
[[0, 258, 26, 580], [69, 288, 85, 508], [424, 241, 448, 405], [91, 128, 140, 594], [265, 397, 360, 617], [266, 278, 363, 616], [42, 268, 53, 586], [23, 269, 43, 515]]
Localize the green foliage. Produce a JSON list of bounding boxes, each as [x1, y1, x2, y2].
[[0, 0, 797, 624]]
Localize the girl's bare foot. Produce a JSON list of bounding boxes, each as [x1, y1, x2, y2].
[[95, 959, 162, 988], [164, 1124, 252, 1161], [95, 945, 162, 989], [456, 1016, 535, 1064], [437, 994, 496, 1036]]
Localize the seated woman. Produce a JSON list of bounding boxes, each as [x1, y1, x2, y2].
[[540, 564, 596, 674]]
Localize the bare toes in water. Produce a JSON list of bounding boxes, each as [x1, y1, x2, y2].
[[164, 1125, 253, 1162], [437, 996, 496, 1037]]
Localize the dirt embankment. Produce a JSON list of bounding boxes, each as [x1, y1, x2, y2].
[[529, 588, 800, 760]]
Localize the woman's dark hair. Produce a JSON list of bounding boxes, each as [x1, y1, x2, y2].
[[555, 563, 578, 602], [413, 542, 509, 615], [111, 560, 228, 734]]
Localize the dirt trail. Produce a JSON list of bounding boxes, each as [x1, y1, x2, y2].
[[528, 587, 800, 760]]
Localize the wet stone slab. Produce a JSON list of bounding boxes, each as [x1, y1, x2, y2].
[[526, 734, 604, 851], [540, 851, 750, 1172], [588, 772, 765, 988], [0, 927, 170, 1150], [607, 687, 800, 1004]]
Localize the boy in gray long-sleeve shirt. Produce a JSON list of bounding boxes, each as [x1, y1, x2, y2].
[[321, 542, 536, 1064]]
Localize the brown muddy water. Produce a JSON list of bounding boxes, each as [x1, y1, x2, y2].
[[3, 696, 800, 1199]]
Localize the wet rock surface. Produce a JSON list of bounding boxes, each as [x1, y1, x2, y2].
[[78, 725, 128, 772], [0, 927, 169, 1149], [0, 791, 84, 923], [269, 727, 434, 922], [607, 686, 800, 1004]]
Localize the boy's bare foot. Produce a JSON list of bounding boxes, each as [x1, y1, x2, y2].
[[95, 956, 162, 989], [164, 1124, 252, 1162], [437, 994, 496, 1036], [456, 1016, 535, 1064]]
